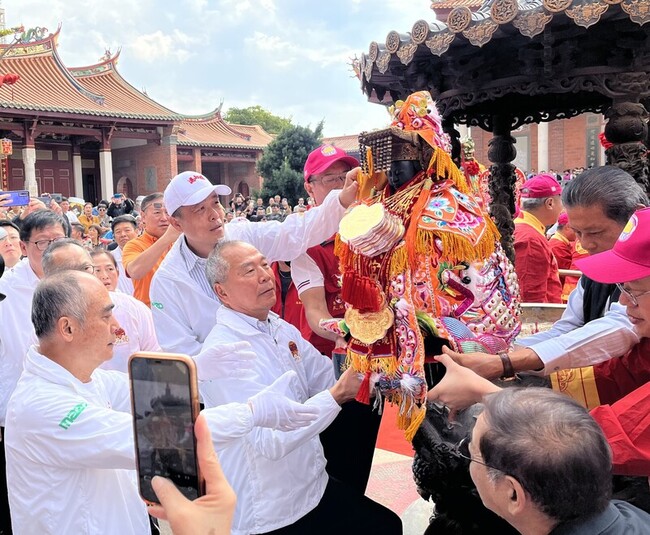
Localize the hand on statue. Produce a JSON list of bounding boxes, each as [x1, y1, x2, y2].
[[149, 415, 236, 535], [426, 350, 501, 412], [440, 346, 504, 380], [329, 367, 363, 405], [338, 167, 361, 208]]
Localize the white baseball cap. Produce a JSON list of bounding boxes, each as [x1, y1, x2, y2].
[[164, 171, 231, 215]]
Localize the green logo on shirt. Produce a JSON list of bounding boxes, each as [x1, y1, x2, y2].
[[151, 302, 164, 310], [59, 402, 88, 430]]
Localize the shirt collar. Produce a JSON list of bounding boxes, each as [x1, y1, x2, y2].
[[550, 502, 621, 534], [179, 235, 205, 271], [551, 231, 570, 245], [515, 210, 546, 236]]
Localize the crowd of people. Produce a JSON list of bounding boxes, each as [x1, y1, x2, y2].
[[0, 101, 649, 535]]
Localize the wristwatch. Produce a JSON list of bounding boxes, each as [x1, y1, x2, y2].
[[498, 352, 516, 380]]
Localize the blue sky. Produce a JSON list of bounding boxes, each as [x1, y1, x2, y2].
[[6, 0, 436, 136]]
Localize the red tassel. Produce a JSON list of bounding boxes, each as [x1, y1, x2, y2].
[[355, 371, 371, 405]]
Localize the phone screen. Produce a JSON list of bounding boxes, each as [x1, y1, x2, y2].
[[130, 357, 200, 503]]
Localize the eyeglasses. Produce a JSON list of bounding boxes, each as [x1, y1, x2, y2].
[[28, 236, 67, 251], [308, 173, 346, 186], [455, 438, 508, 475], [80, 264, 95, 274], [616, 283, 650, 307]]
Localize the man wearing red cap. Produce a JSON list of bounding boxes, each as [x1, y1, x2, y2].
[[292, 145, 382, 494], [513, 174, 564, 303], [549, 211, 575, 272]]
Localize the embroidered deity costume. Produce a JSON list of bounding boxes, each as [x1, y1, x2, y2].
[[328, 92, 521, 439]]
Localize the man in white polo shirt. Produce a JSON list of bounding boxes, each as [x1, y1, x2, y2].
[[150, 170, 358, 356]]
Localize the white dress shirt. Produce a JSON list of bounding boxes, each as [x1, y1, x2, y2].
[[517, 279, 639, 373], [201, 307, 341, 535], [0, 258, 39, 426], [5, 346, 149, 535], [150, 189, 347, 356], [110, 246, 135, 296]]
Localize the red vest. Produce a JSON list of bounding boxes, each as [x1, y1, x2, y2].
[[271, 263, 304, 332], [594, 338, 650, 406], [300, 239, 346, 356]]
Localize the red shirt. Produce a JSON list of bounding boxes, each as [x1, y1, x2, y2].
[[549, 232, 573, 270], [270, 263, 304, 333], [591, 340, 650, 476], [514, 212, 562, 303]]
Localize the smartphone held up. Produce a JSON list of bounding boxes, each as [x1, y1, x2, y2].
[[128, 352, 204, 505], [0, 190, 30, 207]]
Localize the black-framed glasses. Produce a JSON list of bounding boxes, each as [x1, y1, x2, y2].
[[308, 173, 346, 186], [455, 438, 508, 475], [28, 236, 67, 251], [616, 283, 650, 307]]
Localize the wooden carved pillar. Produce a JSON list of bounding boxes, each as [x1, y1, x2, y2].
[[442, 117, 462, 168], [604, 102, 649, 196], [487, 114, 517, 262]]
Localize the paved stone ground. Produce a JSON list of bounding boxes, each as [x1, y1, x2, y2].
[[159, 448, 431, 534]]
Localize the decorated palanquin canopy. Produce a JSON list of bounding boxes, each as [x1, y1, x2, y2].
[[358, 0, 650, 130]]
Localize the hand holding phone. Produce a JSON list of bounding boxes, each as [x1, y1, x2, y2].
[[129, 353, 204, 505], [0, 190, 30, 207], [147, 415, 236, 535]]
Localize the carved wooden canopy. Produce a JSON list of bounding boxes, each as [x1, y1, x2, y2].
[[360, 0, 650, 130]]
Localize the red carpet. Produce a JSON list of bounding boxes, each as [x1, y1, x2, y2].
[[376, 402, 415, 457]]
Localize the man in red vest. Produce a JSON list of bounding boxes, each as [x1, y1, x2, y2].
[[292, 144, 382, 494], [514, 174, 564, 303]]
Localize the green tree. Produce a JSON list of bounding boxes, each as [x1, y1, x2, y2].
[[223, 105, 292, 135], [257, 122, 323, 205]]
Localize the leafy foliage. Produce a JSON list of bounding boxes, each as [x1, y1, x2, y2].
[[257, 122, 323, 205], [223, 105, 292, 135]]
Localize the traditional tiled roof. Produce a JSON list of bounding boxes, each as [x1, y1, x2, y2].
[[322, 134, 359, 154], [69, 51, 182, 121], [177, 110, 273, 149], [0, 27, 181, 121]]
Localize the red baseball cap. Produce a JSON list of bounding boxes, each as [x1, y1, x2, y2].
[[520, 174, 562, 199], [557, 211, 569, 226], [304, 145, 359, 181], [576, 207, 650, 284]]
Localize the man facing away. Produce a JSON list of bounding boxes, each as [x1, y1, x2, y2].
[[200, 240, 402, 535]]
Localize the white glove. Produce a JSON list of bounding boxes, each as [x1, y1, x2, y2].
[[193, 341, 256, 381], [248, 371, 320, 431]]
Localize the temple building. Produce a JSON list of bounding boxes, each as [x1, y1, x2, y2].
[[0, 27, 272, 202]]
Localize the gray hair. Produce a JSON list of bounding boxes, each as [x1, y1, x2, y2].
[[479, 387, 611, 523], [32, 270, 90, 338], [41, 239, 89, 276], [520, 197, 547, 211], [563, 166, 648, 224], [206, 240, 247, 287]]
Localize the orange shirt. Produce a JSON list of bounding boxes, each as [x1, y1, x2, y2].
[[122, 231, 173, 307], [78, 214, 100, 233]]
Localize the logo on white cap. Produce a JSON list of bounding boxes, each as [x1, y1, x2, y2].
[[187, 174, 205, 185]]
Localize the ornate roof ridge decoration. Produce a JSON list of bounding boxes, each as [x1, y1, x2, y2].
[[1, 24, 59, 58], [360, 0, 649, 88], [69, 49, 122, 77], [179, 108, 254, 142]]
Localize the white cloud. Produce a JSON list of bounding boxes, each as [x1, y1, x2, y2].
[[130, 29, 199, 63]]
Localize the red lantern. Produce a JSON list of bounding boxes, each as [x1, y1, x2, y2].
[[0, 73, 20, 87]]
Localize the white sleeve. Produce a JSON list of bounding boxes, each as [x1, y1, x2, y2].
[[131, 298, 161, 352], [202, 403, 255, 449], [14, 396, 135, 470], [228, 189, 345, 263], [249, 389, 341, 461], [291, 253, 324, 295], [531, 303, 639, 373], [517, 281, 587, 346], [151, 274, 204, 356], [296, 332, 336, 397], [101, 370, 133, 413]]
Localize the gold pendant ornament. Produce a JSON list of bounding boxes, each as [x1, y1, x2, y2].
[[344, 305, 394, 344]]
